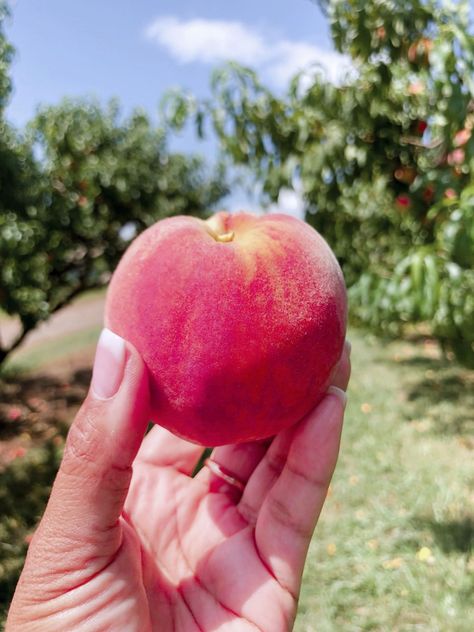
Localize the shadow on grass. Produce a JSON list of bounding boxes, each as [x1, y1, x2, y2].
[[412, 516, 474, 555], [0, 368, 91, 441], [398, 356, 474, 437], [0, 437, 64, 623], [408, 373, 467, 402], [0, 366, 90, 624], [398, 356, 446, 369]]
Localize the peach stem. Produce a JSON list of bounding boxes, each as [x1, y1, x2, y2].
[[215, 231, 235, 243]]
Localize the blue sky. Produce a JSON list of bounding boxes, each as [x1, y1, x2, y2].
[[5, 0, 341, 127]]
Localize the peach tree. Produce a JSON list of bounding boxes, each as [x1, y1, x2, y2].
[[0, 0, 45, 362], [164, 0, 474, 365], [0, 4, 227, 365], [0, 101, 226, 364]]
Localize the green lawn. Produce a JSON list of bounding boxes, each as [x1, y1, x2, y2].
[[0, 327, 473, 629], [297, 331, 473, 631], [2, 325, 102, 376]]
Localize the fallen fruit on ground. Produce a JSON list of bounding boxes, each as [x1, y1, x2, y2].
[[105, 212, 347, 446]]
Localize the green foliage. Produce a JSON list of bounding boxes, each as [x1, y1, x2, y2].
[[0, 6, 229, 365], [0, 100, 227, 362], [351, 185, 474, 365], [163, 0, 474, 365], [0, 4, 47, 349], [33, 100, 225, 305], [0, 2, 228, 364], [0, 0, 12, 112], [0, 440, 64, 622]]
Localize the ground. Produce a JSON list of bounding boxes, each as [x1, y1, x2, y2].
[[0, 298, 473, 630], [0, 291, 104, 468], [0, 289, 105, 350]]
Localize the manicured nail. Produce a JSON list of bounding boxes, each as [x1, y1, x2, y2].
[[91, 329, 127, 399], [345, 339, 352, 357], [327, 385, 348, 409]]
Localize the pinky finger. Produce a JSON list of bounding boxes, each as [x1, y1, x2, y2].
[[254, 388, 346, 599]]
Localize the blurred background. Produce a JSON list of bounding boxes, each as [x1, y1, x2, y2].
[[0, 0, 473, 629]]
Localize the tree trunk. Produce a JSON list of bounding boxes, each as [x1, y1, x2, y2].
[[0, 281, 102, 370], [0, 345, 8, 366], [0, 324, 32, 369]]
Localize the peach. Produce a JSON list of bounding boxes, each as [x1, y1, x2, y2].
[[105, 212, 347, 446]]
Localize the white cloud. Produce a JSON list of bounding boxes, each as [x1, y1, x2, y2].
[[145, 17, 267, 66], [145, 16, 350, 87], [270, 40, 351, 86]]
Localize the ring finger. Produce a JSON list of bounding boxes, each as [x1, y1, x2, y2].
[[195, 438, 271, 497]]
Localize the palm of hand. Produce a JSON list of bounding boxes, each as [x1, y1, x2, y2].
[[88, 400, 343, 632], [122, 433, 296, 631]]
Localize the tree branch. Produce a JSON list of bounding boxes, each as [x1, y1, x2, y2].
[[51, 282, 94, 315], [0, 322, 34, 365], [0, 281, 104, 367], [399, 136, 444, 149]]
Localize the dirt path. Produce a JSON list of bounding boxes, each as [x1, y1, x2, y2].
[[0, 293, 105, 352]]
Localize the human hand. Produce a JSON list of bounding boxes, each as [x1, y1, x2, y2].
[[7, 330, 350, 631]]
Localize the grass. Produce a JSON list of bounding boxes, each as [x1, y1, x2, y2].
[[1, 325, 101, 376], [0, 327, 473, 629], [296, 331, 474, 631]]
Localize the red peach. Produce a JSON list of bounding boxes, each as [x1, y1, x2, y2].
[[417, 120, 428, 135], [422, 185, 435, 204], [454, 128, 471, 147], [396, 195, 411, 210], [447, 149, 465, 166], [105, 212, 347, 446], [407, 37, 433, 66], [408, 81, 425, 96], [394, 166, 417, 185]]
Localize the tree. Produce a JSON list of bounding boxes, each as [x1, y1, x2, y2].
[[163, 0, 474, 365], [0, 3, 227, 365], [0, 1, 47, 361], [0, 99, 227, 364]]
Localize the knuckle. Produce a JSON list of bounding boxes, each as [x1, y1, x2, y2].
[[61, 404, 103, 476], [267, 494, 310, 540], [237, 500, 258, 526], [100, 462, 133, 495], [265, 451, 286, 478], [286, 460, 328, 490], [60, 402, 133, 496]]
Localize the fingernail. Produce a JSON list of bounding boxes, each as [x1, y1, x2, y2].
[[327, 385, 348, 409], [345, 339, 352, 357], [91, 329, 127, 399]]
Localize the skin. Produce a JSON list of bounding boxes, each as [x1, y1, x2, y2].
[[7, 336, 351, 632]]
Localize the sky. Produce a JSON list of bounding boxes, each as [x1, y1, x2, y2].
[[5, 1, 342, 124], [1, 1, 350, 214]]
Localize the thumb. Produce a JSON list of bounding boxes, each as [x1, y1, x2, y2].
[[28, 328, 150, 577]]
